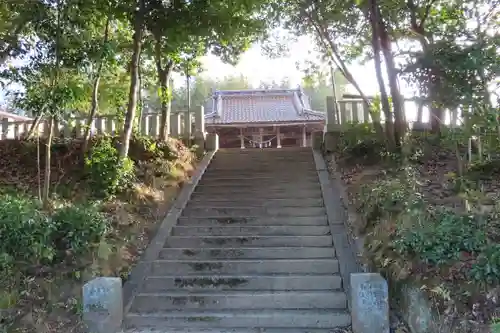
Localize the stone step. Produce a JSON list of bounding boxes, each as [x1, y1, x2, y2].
[[199, 175, 320, 184], [130, 291, 347, 312], [216, 153, 313, 158], [211, 155, 314, 161], [201, 172, 319, 179], [141, 275, 343, 292], [186, 198, 324, 207], [158, 247, 335, 260], [218, 147, 311, 152], [124, 328, 351, 333], [188, 191, 324, 201], [164, 236, 333, 248], [181, 207, 325, 218], [124, 310, 351, 329], [192, 188, 323, 197], [170, 226, 331, 237], [176, 216, 329, 226], [207, 161, 315, 167], [196, 181, 319, 189], [149, 259, 339, 275], [208, 162, 316, 174], [202, 172, 319, 179], [213, 153, 313, 159]]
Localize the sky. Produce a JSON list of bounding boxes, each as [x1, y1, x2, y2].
[[1, 35, 384, 104], [178, 35, 383, 96]]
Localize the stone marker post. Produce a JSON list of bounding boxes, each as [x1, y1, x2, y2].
[[83, 277, 123, 333], [351, 273, 390, 333], [194, 106, 206, 157], [205, 133, 219, 151], [312, 131, 323, 151], [324, 96, 339, 152]]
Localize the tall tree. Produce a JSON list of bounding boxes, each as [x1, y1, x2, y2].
[[142, 0, 275, 141]]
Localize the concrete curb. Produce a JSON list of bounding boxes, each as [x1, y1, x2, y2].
[[312, 149, 363, 311], [122, 149, 217, 316]]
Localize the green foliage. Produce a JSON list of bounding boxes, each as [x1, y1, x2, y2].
[[0, 192, 55, 268], [470, 244, 500, 285], [85, 137, 135, 198], [337, 124, 388, 164], [51, 204, 109, 256], [129, 133, 184, 162], [362, 172, 500, 286], [394, 209, 487, 265], [359, 176, 419, 226], [0, 192, 110, 270]]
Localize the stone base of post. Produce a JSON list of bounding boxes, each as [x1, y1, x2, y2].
[[312, 131, 323, 151], [205, 133, 219, 151], [193, 131, 206, 157]]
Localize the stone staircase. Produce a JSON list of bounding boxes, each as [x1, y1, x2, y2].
[[123, 147, 351, 332]]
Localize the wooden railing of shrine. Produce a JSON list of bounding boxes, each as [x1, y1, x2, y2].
[[0, 107, 205, 140]]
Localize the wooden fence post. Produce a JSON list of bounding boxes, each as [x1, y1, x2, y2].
[[183, 111, 191, 140], [170, 112, 181, 137], [1, 118, 9, 139]]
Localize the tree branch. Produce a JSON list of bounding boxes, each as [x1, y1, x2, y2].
[[419, 0, 438, 28]]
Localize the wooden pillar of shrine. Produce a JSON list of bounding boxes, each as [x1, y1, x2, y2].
[[240, 128, 245, 149], [276, 126, 281, 148], [302, 125, 307, 147], [259, 128, 263, 149]]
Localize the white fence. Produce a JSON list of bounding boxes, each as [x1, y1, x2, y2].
[[0, 108, 205, 140], [329, 98, 461, 130]]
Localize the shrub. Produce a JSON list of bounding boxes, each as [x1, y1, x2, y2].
[[0, 192, 56, 267], [358, 176, 419, 226], [394, 209, 487, 265], [51, 204, 109, 256], [85, 137, 135, 198]]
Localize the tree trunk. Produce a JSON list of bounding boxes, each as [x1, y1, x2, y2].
[[373, 0, 405, 146], [119, 5, 143, 158], [368, 1, 394, 150], [304, 12, 385, 139], [42, 116, 54, 207], [158, 69, 172, 140], [83, 16, 110, 152], [154, 39, 174, 141], [25, 114, 43, 139]]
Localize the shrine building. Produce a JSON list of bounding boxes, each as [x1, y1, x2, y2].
[[203, 87, 325, 148]]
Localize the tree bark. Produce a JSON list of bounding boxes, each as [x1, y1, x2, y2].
[[154, 38, 174, 141], [407, 0, 442, 135], [119, 3, 144, 158], [83, 16, 111, 152], [25, 113, 43, 139], [368, 1, 395, 150], [42, 116, 54, 207], [302, 8, 385, 139], [372, 0, 405, 145]]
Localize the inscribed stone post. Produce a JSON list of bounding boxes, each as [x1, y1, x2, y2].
[[326, 96, 338, 131], [312, 131, 323, 151], [205, 133, 219, 151], [82, 277, 123, 333], [351, 273, 389, 333]]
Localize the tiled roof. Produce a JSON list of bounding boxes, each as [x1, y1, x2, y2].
[[204, 88, 324, 125]]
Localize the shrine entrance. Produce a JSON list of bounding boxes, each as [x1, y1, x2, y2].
[[207, 124, 322, 149]]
